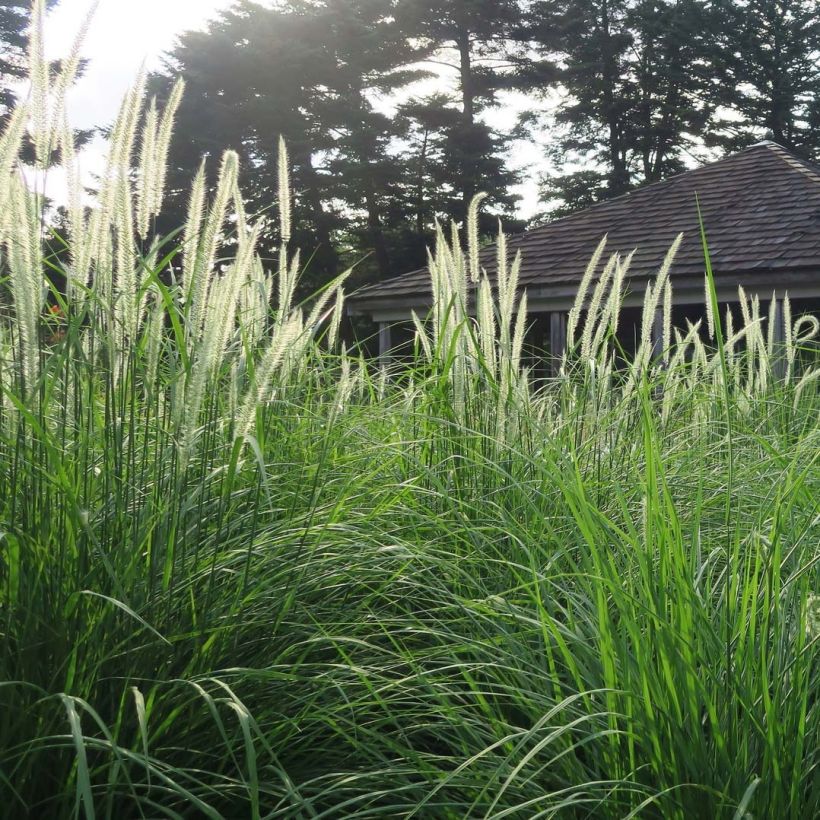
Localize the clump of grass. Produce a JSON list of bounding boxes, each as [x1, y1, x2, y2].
[[0, 4, 818, 818]]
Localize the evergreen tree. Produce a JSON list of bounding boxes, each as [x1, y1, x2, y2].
[[150, 2, 341, 288], [151, 0, 427, 286], [394, 0, 537, 227], [303, 0, 429, 281], [529, 0, 713, 213], [710, 0, 820, 159], [1, 1, 59, 123], [391, 94, 462, 269]]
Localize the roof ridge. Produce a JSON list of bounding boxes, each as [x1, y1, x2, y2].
[[527, 141, 815, 234], [762, 142, 820, 185]]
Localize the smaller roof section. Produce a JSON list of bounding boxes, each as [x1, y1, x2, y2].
[[349, 142, 820, 312]]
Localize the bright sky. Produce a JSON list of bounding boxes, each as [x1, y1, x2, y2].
[[47, 0, 234, 129], [42, 0, 547, 217]]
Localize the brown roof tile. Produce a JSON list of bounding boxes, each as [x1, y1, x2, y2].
[[350, 142, 820, 306]]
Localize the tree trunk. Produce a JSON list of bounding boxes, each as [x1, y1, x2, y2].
[[415, 127, 429, 237], [599, 0, 629, 196], [364, 177, 392, 280], [456, 24, 477, 213], [297, 148, 338, 279], [457, 28, 475, 127]]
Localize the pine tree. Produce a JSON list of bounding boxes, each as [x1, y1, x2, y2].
[[302, 0, 429, 281], [151, 0, 428, 286], [529, 0, 713, 213], [149, 3, 341, 288], [395, 0, 535, 227], [710, 0, 820, 159], [391, 95, 462, 268], [1, 1, 59, 124]]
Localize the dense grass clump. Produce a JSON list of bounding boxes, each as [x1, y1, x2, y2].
[[1, 5, 818, 818]]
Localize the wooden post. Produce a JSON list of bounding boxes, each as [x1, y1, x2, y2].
[[549, 311, 566, 376], [378, 322, 392, 367], [772, 297, 786, 380]]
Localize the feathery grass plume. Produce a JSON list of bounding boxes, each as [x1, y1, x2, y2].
[[428, 249, 444, 352], [239, 257, 272, 350], [136, 98, 159, 239], [305, 273, 351, 333], [411, 310, 433, 363], [736, 286, 756, 388], [7, 174, 43, 391], [58, 116, 85, 302], [275, 138, 299, 325], [662, 279, 672, 362], [84, 207, 111, 303], [766, 292, 778, 361], [476, 276, 497, 374], [791, 313, 820, 388], [333, 346, 353, 416], [661, 341, 683, 423], [143, 287, 165, 390], [591, 250, 633, 358], [104, 69, 148, 199], [276, 249, 300, 328], [183, 158, 207, 296], [723, 304, 736, 382], [705, 316, 754, 384], [232, 179, 248, 239], [88, 69, 146, 328], [205, 226, 261, 365], [28, 0, 49, 166], [114, 159, 139, 344], [493, 223, 521, 365], [376, 363, 388, 400], [327, 287, 345, 350], [704, 274, 715, 340], [737, 285, 751, 328], [467, 193, 488, 283], [500, 251, 522, 349], [636, 233, 683, 367], [792, 367, 820, 410], [567, 234, 607, 349], [180, 225, 262, 448], [580, 251, 617, 361], [278, 136, 291, 244], [495, 222, 508, 309], [0, 104, 29, 218], [651, 232, 682, 306], [689, 323, 707, 380], [793, 314, 819, 343], [783, 296, 793, 384], [237, 315, 301, 439], [259, 255, 274, 308], [667, 318, 703, 375], [51, 2, 99, 116], [188, 150, 239, 341], [750, 295, 770, 393], [433, 221, 455, 286], [638, 281, 655, 358], [510, 292, 528, 378], [149, 78, 184, 220], [497, 291, 527, 439], [451, 220, 467, 302]]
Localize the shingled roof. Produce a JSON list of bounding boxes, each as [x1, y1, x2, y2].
[[348, 141, 820, 314]]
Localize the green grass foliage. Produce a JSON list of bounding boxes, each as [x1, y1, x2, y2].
[[0, 4, 818, 817]]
